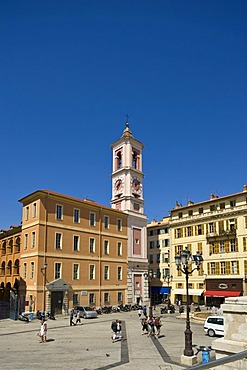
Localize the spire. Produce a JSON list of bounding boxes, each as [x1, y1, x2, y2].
[[122, 114, 133, 138]]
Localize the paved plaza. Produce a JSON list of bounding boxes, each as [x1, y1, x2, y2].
[[0, 309, 214, 370]]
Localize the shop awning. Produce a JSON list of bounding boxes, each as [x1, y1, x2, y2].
[[173, 289, 204, 296], [151, 287, 171, 294], [203, 290, 241, 297]]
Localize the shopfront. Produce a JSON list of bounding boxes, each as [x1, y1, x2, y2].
[[151, 286, 171, 304], [204, 278, 242, 308]]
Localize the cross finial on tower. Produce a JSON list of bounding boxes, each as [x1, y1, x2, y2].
[[125, 114, 129, 128]]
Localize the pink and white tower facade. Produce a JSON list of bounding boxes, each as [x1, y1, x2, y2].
[[110, 122, 148, 305]]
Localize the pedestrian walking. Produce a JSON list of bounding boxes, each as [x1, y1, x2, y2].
[[75, 310, 81, 325], [138, 308, 142, 318], [142, 306, 147, 317], [141, 316, 149, 335], [111, 319, 122, 342], [147, 316, 155, 337], [70, 309, 75, 326], [39, 318, 47, 343], [154, 317, 162, 338]]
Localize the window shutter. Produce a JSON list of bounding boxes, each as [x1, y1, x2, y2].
[[215, 262, 220, 274], [243, 237, 247, 252], [225, 241, 229, 253], [215, 242, 219, 254], [235, 219, 238, 230], [226, 261, 230, 274], [236, 238, 238, 252]]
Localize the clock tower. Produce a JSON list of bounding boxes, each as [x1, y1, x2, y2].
[[110, 122, 148, 305]]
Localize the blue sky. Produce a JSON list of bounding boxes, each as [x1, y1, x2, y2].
[[1, 0, 247, 229]]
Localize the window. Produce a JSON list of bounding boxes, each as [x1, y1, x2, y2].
[[73, 264, 79, 280], [176, 228, 183, 238], [187, 226, 192, 237], [209, 223, 214, 233], [117, 242, 122, 256], [210, 262, 216, 274], [31, 232, 36, 248], [230, 239, 236, 252], [104, 265, 109, 280], [25, 206, 29, 221], [157, 254, 160, 263], [73, 294, 79, 306], [30, 262, 34, 279], [89, 293, 95, 305], [149, 254, 153, 264], [104, 292, 109, 304], [220, 262, 226, 274], [104, 216, 109, 229], [220, 241, 225, 253], [73, 235, 79, 251], [89, 238, 95, 253], [89, 212, 95, 226], [210, 204, 216, 211], [55, 263, 61, 279], [104, 240, 109, 255], [188, 210, 193, 216], [33, 203, 37, 218], [24, 234, 28, 250], [230, 200, 236, 207], [117, 266, 122, 280], [149, 241, 155, 249], [231, 261, 238, 274], [56, 205, 63, 220], [118, 292, 122, 303], [198, 225, 202, 235], [23, 262, 27, 279], [89, 265, 95, 280], [229, 219, 235, 231], [162, 253, 165, 263], [220, 203, 225, 209], [178, 212, 183, 218], [74, 209, 80, 223], [198, 207, 203, 214], [55, 233, 62, 249], [117, 219, 122, 232]]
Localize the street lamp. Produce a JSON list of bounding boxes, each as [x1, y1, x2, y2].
[[163, 274, 173, 303], [41, 262, 48, 312], [144, 270, 156, 317], [175, 248, 203, 358]]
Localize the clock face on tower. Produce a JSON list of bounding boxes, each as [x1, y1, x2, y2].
[[114, 178, 124, 194], [131, 177, 142, 194]]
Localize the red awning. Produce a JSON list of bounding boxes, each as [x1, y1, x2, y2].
[[203, 290, 241, 297]]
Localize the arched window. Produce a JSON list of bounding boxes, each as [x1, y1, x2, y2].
[[7, 260, 12, 276], [1, 241, 6, 256], [1, 262, 5, 276], [15, 237, 21, 253], [117, 151, 122, 169], [132, 151, 137, 169], [14, 259, 19, 275]]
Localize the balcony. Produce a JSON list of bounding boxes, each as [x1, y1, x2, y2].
[[206, 229, 236, 242]]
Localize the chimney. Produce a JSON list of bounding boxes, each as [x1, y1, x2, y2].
[[243, 185, 247, 192], [187, 200, 194, 206], [210, 193, 215, 200]]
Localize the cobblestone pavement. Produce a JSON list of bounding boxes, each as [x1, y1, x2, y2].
[[0, 309, 214, 370]]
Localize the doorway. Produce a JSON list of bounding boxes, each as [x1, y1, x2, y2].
[[51, 291, 63, 316]]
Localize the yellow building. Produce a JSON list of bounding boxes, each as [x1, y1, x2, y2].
[[147, 185, 247, 307], [1, 190, 128, 316]]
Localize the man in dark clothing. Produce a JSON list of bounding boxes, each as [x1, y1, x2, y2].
[[111, 319, 119, 342], [70, 309, 75, 326]]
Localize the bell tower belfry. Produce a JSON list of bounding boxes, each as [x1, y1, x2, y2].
[[110, 122, 148, 305]]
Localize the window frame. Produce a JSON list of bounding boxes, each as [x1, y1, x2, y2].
[[56, 204, 63, 220]]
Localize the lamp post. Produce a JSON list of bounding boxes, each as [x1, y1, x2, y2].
[[144, 270, 156, 317], [163, 274, 173, 303], [41, 262, 48, 312], [175, 248, 203, 358]]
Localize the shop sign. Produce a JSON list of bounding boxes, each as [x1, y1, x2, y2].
[[218, 283, 228, 289]]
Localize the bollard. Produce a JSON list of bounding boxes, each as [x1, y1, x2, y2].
[[202, 348, 210, 363]]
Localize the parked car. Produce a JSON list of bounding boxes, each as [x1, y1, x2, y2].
[[74, 306, 98, 319], [204, 315, 224, 337]]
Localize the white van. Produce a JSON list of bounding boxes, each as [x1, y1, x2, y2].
[[204, 315, 224, 337]]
